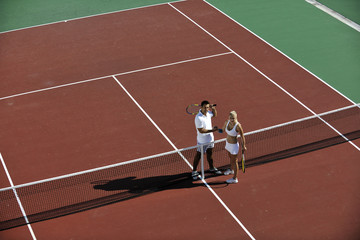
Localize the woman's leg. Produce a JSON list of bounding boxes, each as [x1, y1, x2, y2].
[[230, 154, 239, 179], [227, 152, 233, 170]]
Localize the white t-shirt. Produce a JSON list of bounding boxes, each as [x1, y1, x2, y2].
[[195, 110, 214, 144]]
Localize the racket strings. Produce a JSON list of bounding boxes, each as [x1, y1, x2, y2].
[[186, 104, 201, 115]]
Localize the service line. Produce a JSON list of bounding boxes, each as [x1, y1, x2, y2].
[[0, 52, 232, 102]]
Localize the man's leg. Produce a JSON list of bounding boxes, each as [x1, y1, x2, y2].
[[193, 151, 201, 171], [207, 148, 222, 175], [206, 148, 214, 169], [192, 151, 202, 180]]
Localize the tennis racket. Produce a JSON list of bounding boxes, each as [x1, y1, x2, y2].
[[186, 104, 216, 115], [241, 153, 245, 173]]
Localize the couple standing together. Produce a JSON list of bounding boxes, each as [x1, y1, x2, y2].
[[192, 100, 247, 184]]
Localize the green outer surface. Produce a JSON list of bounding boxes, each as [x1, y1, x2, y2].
[[317, 0, 360, 24], [0, 0, 175, 32], [209, 0, 360, 103]]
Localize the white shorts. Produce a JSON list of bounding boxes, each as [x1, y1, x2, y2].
[[225, 141, 239, 155], [197, 142, 214, 153]]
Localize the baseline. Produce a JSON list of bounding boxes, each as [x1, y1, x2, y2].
[[0, 0, 186, 34]]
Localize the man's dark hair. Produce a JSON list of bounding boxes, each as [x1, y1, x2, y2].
[[201, 100, 210, 107]]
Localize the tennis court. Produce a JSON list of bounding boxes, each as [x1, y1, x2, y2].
[[1, 1, 359, 239]]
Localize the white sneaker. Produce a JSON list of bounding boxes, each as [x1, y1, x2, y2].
[[224, 169, 234, 175], [226, 178, 238, 184], [192, 171, 200, 180]]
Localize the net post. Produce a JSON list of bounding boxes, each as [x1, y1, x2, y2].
[[200, 144, 205, 179]]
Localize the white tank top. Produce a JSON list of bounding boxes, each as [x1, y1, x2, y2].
[[225, 121, 238, 137]]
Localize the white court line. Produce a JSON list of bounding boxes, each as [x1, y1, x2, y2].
[[203, 0, 357, 105], [168, 3, 359, 151], [112, 75, 193, 169], [113, 74, 255, 240], [0, 153, 37, 239], [0, 52, 231, 101], [305, 0, 360, 32], [0, 0, 187, 34]]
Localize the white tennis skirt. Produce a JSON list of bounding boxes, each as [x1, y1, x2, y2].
[[225, 141, 239, 155]]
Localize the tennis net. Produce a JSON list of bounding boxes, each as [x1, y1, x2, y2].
[[0, 103, 359, 230]]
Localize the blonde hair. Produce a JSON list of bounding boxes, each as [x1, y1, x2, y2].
[[229, 111, 238, 122]]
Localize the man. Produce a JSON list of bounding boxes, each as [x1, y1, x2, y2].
[[192, 100, 222, 180]]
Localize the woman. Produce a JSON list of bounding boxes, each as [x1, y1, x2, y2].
[[221, 111, 246, 184]]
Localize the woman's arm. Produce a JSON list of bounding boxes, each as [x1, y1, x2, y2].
[[237, 123, 247, 151]]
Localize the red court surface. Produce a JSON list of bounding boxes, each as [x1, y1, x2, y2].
[[1, 1, 359, 239]]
